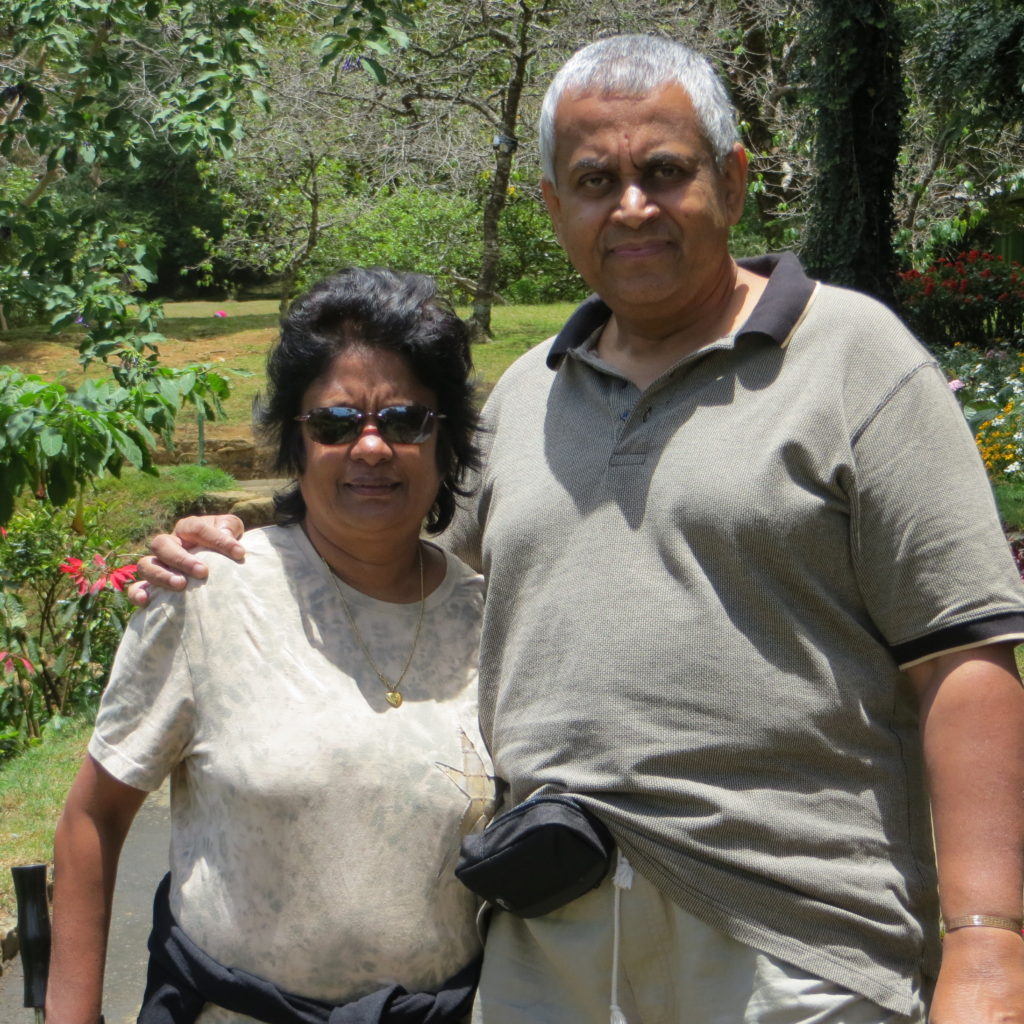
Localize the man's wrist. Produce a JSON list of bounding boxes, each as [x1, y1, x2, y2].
[[944, 913, 1023, 935]]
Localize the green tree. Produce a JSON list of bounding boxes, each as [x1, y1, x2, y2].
[[897, 0, 1024, 259], [0, 1, 417, 520], [0, 1, 271, 518]]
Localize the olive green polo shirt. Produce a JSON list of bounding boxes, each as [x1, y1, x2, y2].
[[445, 253, 1024, 1015]]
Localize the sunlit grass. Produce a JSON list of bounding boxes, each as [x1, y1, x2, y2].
[[87, 464, 239, 545], [464, 302, 575, 395], [993, 481, 1024, 532], [0, 719, 92, 919], [0, 301, 572, 409]]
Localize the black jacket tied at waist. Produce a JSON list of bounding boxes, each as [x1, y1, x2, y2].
[[138, 873, 481, 1024]]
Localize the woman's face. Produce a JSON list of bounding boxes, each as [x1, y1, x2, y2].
[[297, 345, 443, 548]]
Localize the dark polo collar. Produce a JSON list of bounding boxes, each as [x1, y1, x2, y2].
[[545, 251, 816, 369]]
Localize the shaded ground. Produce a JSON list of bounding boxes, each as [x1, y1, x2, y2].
[[0, 788, 170, 1024]]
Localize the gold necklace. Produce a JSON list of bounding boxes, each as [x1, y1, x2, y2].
[[323, 545, 425, 709]]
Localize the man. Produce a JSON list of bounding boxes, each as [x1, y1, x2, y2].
[[140, 35, 1024, 1024]]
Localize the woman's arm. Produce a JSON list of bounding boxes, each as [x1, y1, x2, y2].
[[45, 755, 148, 1024]]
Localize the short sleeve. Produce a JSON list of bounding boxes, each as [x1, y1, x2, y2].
[[88, 595, 196, 791], [849, 361, 1024, 663]]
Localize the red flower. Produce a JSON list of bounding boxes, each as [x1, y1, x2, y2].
[[0, 650, 33, 675], [60, 556, 89, 595], [105, 564, 138, 591], [60, 554, 138, 595]]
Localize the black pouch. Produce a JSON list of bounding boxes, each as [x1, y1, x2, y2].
[[455, 793, 615, 918]]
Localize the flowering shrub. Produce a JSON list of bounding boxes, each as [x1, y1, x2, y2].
[[898, 251, 1024, 350], [0, 505, 137, 756], [935, 345, 1024, 480]]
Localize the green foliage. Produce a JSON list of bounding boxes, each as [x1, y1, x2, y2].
[[912, 0, 1024, 124], [306, 185, 477, 296], [0, 505, 137, 754], [0, 362, 231, 525], [1, 0, 268, 343], [73, 143, 234, 296], [496, 182, 586, 305], [898, 251, 1024, 351], [301, 183, 583, 305], [2, 1, 267, 166], [319, 0, 420, 83], [0, 1, 268, 516]]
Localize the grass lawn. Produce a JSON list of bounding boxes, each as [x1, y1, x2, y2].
[[0, 719, 92, 919], [993, 480, 1024, 532]]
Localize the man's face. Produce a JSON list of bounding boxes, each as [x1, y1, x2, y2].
[[542, 81, 747, 328]]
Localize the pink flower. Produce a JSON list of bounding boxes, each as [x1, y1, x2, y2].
[[214, 310, 228, 318], [949, 379, 965, 392], [0, 650, 33, 675]]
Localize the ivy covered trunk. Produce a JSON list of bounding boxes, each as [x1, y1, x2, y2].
[[802, 0, 906, 305]]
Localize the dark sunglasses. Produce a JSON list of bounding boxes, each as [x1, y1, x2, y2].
[[295, 404, 445, 445]]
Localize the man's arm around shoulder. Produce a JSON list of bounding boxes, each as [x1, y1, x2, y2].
[[129, 514, 246, 607]]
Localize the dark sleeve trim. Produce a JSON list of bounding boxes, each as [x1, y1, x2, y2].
[[894, 611, 1024, 669]]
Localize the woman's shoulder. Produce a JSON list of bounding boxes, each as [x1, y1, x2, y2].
[[191, 524, 307, 579], [161, 524, 312, 613], [437, 546, 484, 598]]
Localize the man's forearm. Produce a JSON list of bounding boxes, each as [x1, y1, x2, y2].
[[909, 644, 1024, 1024], [912, 646, 1024, 920]]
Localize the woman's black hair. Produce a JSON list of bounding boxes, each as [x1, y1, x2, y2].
[[256, 267, 480, 534]]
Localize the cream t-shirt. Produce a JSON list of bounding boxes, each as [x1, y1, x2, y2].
[[90, 525, 494, 1022]]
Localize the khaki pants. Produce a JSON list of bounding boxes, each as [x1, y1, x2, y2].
[[471, 866, 926, 1024]]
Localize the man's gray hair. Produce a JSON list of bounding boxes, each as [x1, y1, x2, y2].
[[538, 35, 739, 183]]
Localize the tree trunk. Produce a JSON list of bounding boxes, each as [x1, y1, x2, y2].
[[467, 0, 533, 341], [469, 143, 516, 340], [802, 0, 906, 305]]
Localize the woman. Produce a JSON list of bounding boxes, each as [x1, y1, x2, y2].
[[46, 268, 496, 1024]]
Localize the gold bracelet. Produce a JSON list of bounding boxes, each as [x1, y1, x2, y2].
[[944, 914, 1023, 934]]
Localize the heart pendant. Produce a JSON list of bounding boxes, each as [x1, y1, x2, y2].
[[385, 690, 403, 708]]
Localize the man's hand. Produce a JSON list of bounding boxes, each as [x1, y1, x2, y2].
[[929, 927, 1024, 1023], [128, 514, 246, 607]]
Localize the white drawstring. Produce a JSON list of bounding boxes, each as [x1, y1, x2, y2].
[[609, 850, 635, 1024]]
